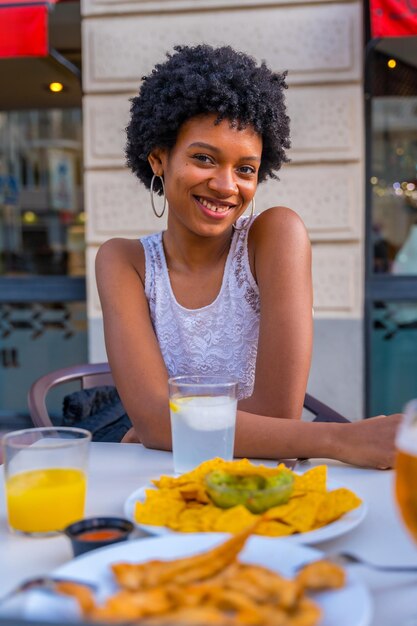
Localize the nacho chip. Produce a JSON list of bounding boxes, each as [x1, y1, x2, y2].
[[314, 488, 362, 527], [213, 505, 258, 534], [265, 492, 325, 533], [135, 493, 186, 527], [256, 519, 294, 537], [178, 483, 211, 504], [198, 506, 224, 531], [172, 507, 207, 532], [293, 466, 327, 495]]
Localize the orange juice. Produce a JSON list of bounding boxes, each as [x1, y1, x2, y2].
[[6, 468, 86, 533]]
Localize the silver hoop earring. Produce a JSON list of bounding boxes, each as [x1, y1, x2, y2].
[[233, 197, 255, 231], [150, 174, 167, 218]]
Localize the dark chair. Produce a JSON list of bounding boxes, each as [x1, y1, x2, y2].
[[28, 362, 348, 428], [303, 393, 348, 423], [28, 362, 114, 427]]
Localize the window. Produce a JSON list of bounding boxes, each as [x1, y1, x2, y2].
[[366, 38, 417, 416]]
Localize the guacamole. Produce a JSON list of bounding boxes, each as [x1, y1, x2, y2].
[[204, 469, 294, 514]]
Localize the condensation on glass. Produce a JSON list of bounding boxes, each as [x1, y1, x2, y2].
[[0, 109, 85, 277]]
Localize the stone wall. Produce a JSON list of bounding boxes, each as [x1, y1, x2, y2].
[[82, 0, 365, 418]]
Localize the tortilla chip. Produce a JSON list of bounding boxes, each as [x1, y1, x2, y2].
[[171, 508, 207, 532], [266, 493, 325, 533], [212, 505, 258, 533], [178, 483, 211, 504], [293, 466, 327, 495], [256, 519, 294, 537], [314, 488, 362, 527], [198, 506, 223, 531], [222, 460, 294, 479], [135, 493, 186, 526]]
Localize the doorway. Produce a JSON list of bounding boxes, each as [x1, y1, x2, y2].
[[0, 1, 86, 427], [365, 36, 417, 416]]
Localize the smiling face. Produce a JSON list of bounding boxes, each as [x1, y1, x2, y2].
[[148, 114, 262, 237]]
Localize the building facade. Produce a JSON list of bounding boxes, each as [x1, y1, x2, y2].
[[83, 0, 366, 418]]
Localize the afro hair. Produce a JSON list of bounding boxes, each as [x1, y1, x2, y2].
[[126, 44, 291, 193]]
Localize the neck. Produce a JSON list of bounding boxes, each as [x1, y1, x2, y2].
[[162, 218, 233, 273]]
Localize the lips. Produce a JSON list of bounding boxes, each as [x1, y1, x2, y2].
[[195, 196, 236, 220]]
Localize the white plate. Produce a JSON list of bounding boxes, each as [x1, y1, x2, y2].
[[22, 534, 372, 626], [124, 481, 367, 545]]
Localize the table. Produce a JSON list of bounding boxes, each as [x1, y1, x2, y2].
[[1, 442, 417, 625]]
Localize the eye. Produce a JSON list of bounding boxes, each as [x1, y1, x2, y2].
[[237, 165, 257, 176], [192, 153, 215, 165]]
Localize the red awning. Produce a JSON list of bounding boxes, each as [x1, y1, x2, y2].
[[0, 1, 59, 58], [370, 0, 417, 38]]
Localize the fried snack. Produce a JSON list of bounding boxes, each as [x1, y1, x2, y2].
[[56, 524, 345, 626], [54, 582, 96, 616], [221, 563, 300, 609], [112, 520, 260, 591], [296, 560, 346, 591], [135, 458, 362, 537], [139, 606, 238, 625], [90, 587, 175, 622], [285, 597, 322, 626]]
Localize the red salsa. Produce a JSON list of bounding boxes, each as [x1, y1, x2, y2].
[[76, 528, 126, 542]]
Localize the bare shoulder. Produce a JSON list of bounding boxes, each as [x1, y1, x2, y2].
[[96, 237, 144, 264], [95, 237, 145, 281], [249, 206, 310, 256]]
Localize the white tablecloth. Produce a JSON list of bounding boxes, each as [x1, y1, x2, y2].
[[1, 442, 417, 625]]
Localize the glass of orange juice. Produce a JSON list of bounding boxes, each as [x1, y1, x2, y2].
[[2, 427, 91, 535]]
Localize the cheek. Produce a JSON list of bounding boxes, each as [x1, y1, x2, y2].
[[165, 170, 191, 202], [178, 166, 206, 188], [242, 182, 258, 200]]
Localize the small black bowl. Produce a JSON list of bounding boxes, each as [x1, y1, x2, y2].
[[64, 517, 134, 556]]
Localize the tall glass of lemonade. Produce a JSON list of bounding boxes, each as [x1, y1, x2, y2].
[[2, 427, 91, 535], [168, 376, 238, 474]]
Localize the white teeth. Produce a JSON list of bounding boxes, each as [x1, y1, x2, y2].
[[198, 197, 230, 213]]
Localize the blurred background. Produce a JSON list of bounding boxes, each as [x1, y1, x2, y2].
[[0, 0, 416, 426]]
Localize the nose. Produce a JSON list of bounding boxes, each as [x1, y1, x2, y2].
[[207, 167, 238, 196]]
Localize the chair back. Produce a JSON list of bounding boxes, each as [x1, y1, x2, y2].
[[28, 362, 113, 427], [303, 393, 348, 423]]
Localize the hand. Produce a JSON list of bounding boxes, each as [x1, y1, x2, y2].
[[121, 427, 141, 444], [335, 414, 402, 469]]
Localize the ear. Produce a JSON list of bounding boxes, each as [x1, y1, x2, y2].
[[148, 148, 168, 177]]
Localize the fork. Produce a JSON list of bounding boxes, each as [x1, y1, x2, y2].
[[0, 576, 97, 605], [304, 552, 417, 573]]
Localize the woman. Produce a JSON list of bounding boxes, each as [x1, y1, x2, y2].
[[96, 44, 400, 468]]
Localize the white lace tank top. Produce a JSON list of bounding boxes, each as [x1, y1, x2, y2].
[[141, 215, 260, 400]]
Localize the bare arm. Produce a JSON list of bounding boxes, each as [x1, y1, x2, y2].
[[232, 207, 400, 468], [239, 207, 313, 419], [95, 238, 171, 446], [233, 411, 401, 469]]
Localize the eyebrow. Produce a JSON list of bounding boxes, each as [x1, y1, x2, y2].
[[188, 142, 261, 162]]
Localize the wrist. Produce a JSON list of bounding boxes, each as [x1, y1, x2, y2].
[[319, 421, 347, 460]]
